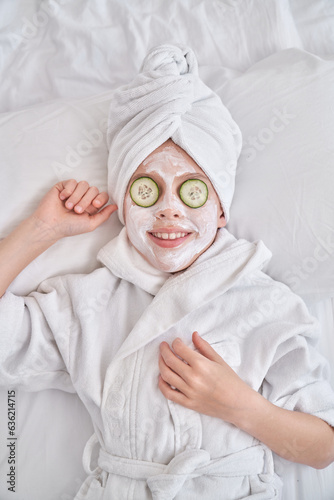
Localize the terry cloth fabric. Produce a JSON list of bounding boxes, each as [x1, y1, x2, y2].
[[106, 44, 242, 224], [97, 226, 170, 296], [97, 226, 255, 297]]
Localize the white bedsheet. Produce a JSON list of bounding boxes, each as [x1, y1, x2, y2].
[[0, 1, 333, 499]]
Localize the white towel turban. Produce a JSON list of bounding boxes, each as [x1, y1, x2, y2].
[[107, 44, 242, 224]]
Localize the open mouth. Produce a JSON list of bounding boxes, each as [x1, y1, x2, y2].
[[148, 230, 192, 248], [151, 231, 188, 240]]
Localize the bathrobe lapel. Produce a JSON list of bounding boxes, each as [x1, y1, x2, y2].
[[106, 232, 272, 364]]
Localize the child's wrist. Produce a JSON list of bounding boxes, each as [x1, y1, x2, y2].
[[230, 389, 270, 434], [21, 215, 61, 248]]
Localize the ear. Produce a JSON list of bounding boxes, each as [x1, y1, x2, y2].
[[217, 214, 227, 228], [217, 207, 227, 228]]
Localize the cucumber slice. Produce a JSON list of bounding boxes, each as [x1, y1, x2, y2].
[[130, 177, 159, 207], [179, 179, 208, 208]]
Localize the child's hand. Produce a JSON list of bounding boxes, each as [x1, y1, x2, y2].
[[159, 331, 254, 425], [30, 179, 118, 241], [160, 333, 334, 469]]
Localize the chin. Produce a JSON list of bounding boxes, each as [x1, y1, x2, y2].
[[150, 256, 195, 274]]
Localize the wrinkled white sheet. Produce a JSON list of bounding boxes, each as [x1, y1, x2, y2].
[[0, 1, 333, 499], [0, 0, 304, 111]]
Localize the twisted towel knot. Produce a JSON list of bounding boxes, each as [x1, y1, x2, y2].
[[142, 45, 198, 77]]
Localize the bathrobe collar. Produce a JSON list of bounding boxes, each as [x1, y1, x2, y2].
[[97, 227, 170, 295], [98, 227, 272, 363], [97, 226, 241, 296]]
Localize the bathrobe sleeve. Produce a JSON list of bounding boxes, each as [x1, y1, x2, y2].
[[260, 294, 334, 427], [0, 276, 75, 393]]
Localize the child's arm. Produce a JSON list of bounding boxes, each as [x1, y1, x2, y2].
[[158, 331, 334, 469], [0, 179, 117, 297]]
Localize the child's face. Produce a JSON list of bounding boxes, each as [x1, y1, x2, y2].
[[124, 140, 226, 272]]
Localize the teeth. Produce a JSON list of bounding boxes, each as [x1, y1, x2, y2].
[[152, 232, 187, 240]]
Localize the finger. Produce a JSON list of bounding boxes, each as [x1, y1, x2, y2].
[[86, 204, 118, 231], [85, 191, 110, 215], [192, 331, 224, 363], [72, 186, 99, 214], [170, 337, 206, 368], [160, 341, 192, 381], [58, 179, 78, 201], [92, 191, 109, 208], [64, 181, 90, 210], [159, 355, 189, 394], [158, 376, 194, 408]]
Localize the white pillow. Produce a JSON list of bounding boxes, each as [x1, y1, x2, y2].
[[221, 49, 334, 300], [289, 0, 334, 57], [0, 93, 122, 295]]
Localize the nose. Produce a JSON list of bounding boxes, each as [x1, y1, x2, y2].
[[155, 193, 183, 219], [156, 207, 181, 219]]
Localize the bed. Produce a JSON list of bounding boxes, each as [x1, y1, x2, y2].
[[0, 1, 333, 499]]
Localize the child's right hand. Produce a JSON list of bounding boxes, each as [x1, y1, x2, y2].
[[30, 179, 118, 242]]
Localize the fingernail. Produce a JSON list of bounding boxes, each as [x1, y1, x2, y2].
[[66, 202, 73, 209], [75, 206, 83, 213], [94, 200, 101, 206], [60, 194, 65, 200]]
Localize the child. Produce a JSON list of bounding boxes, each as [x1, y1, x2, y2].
[[1, 45, 334, 500]]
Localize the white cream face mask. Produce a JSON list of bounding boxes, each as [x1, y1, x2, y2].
[[124, 142, 224, 273]]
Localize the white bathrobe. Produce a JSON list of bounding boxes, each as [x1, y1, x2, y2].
[[1, 228, 334, 500]]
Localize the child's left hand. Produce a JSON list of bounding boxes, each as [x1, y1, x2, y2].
[[158, 331, 254, 425], [159, 332, 334, 469]]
